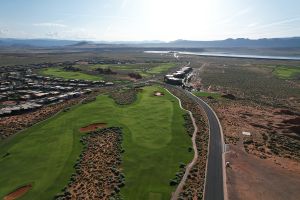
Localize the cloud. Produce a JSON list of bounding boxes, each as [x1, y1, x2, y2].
[[258, 17, 300, 29], [231, 16, 300, 39], [121, 0, 128, 9], [0, 28, 9, 36], [45, 31, 59, 38], [247, 23, 258, 28], [33, 22, 67, 28], [221, 7, 252, 24], [245, 16, 300, 36]]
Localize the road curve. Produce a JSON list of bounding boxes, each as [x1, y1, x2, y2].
[[150, 70, 225, 199], [186, 90, 225, 200], [165, 85, 225, 200], [165, 89, 199, 200]]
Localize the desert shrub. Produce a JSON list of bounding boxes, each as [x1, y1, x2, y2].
[[243, 139, 253, 145], [82, 97, 96, 104], [128, 72, 142, 79], [95, 68, 116, 74], [109, 89, 139, 105], [169, 179, 178, 186]]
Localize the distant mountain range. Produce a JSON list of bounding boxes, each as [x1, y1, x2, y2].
[[167, 37, 300, 48], [0, 38, 79, 47], [0, 37, 300, 48]]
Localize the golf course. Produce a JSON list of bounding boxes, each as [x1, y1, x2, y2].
[[40, 67, 103, 80], [273, 66, 300, 79], [77, 62, 177, 77], [0, 86, 192, 200]]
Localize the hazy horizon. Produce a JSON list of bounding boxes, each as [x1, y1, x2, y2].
[[1, 36, 300, 43], [1, 0, 300, 41]]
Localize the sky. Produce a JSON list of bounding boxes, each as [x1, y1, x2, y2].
[[0, 0, 300, 41]]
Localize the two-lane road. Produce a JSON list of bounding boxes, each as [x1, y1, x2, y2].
[[182, 89, 225, 200], [153, 81, 225, 200]]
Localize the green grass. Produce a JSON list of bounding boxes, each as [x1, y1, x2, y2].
[[147, 63, 177, 74], [273, 66, 300, 79], [78, 63, 177, 77], [193, 91, 222, 99], [88, 64, 140, 71], [40, 67, 103, 81], [0, 86, 192, 200]]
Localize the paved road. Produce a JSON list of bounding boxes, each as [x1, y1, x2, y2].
[[184, 90, 225, 200], [149, 74, 226, 199], [153, 82, 225, 200]]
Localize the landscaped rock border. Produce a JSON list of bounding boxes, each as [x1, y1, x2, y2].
[[109, 88, 142, 105], [0, 98, 84, 140], [55, 127, 124, 200], [165, 86, 209, 200]]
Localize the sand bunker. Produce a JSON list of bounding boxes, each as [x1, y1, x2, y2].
[[154, 91, 164, 96], [4, 185, 32, 200], [79, 123, 107, 132]]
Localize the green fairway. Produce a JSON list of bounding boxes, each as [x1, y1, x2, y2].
[[0, 86, 192, 200], [78, 62, 177, 77], [193, 91, 222, 99], [147, 63, 177, 74], [40, 67, 103, 80], [273, 66, 300, 79], [88, 64, 140, 71]]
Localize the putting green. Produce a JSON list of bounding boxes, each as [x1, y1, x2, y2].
[[0, 86, 192, 200]]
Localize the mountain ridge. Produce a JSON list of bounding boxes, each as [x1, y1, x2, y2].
[[0, 37, 300, 48]]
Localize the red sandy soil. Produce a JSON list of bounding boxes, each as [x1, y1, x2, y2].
[[1, 101, 17, 106], [154, 91, 164, 96], [4, 185, 32, 200], [226, 145, 300, 200], [79, 123, 107, 132], [212, 101, 300, 200], [214, 102, 300, 161]]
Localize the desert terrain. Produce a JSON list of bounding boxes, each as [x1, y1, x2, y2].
[[185, 54, 300, 200]]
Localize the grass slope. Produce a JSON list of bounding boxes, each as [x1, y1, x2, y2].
[[78, 63, 176, 77], [273, 66, 300, 79], [0, 86, 192, 200], [40, 67, 103, 80], [147, 63, 176, 74]]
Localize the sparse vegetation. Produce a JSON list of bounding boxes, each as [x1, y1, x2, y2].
[[189, 56, 300, 110], [109, 88, 140, 105], [193, 91, 222, 99]]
